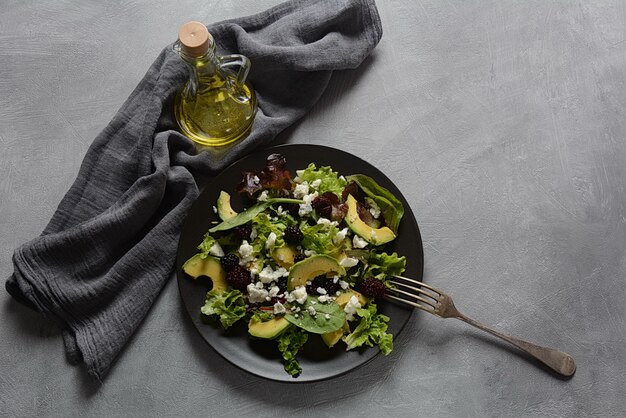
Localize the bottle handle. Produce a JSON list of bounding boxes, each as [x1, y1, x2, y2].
[[219, 54, 252, 102]]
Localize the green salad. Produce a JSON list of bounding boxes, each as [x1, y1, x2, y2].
[[183, 153, 406, 377]]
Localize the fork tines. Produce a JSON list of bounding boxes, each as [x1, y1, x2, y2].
[[385, 275, 442, 314]]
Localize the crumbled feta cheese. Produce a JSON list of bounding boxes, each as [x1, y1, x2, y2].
[[310, 300, 316, 305], [258, 265, 288, 284], [369, 205, 381, 219], [250, 227, 258, 240], [293, 182, 309, 199], [308, 306, 317, 316], [287, 286, 308, 304], [294, 314, 299, 318], [247, 283, 269, 303], [317, 217, 332, 225], [310, 179, 322, 190], [352, 235, 369, 249], [333, 227, 349, 244], [317, 287, 327, 295], [339, 257, 359, 268], [298, 191, 318, 216], [258, 190, 269, 202], [238, 240, 254, 265], [212, 206, 218, 214], [304, 249, 316, 257], [318, 294, 331, 303], [333, 276, 339, 284], [276, 206, 286, 216], [325, 314, 331, 320], [273, 302, 286, 315], [269, 285, 281, 298], [265, 232, 277, 250], [208, 242, 224, 257], [344, 295, 362, 321], [252, 175, 260, 185], [339, 280, 350, 290]]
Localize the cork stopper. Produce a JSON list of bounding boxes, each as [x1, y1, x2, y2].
[[178, 21, 212, 57]]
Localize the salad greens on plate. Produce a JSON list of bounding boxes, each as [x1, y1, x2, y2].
[[183, 153, 406, 377]]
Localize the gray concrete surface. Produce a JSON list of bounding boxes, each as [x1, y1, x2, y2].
[[2, 1, 625, 416]]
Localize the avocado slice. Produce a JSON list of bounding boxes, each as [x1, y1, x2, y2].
[[345, 194, 396, 246], [335, 289, 369, 307], [272, 245, 297, 268], [321, 290, 368, 347], [217, 191, 238, 221], [182, 254, 228, 293], [321, 321, 350, 348], [248, 316, 291, 339], [287, 254, 346, 291]]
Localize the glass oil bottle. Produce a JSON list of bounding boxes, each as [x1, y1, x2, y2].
[[174, 21, 257, 148]]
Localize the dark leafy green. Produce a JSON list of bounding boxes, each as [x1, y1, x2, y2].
[[346, 174, 404, 233], [285, 296, 346, 334], [209, 198, 303, 233]]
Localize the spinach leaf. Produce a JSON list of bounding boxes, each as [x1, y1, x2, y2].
[[209, 198, 303, 233], [285, 296, 346, 334]]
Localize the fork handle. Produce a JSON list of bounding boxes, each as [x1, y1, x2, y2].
[[455, 313, 576, 377]]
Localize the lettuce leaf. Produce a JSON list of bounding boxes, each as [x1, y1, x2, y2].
[[251, 210, 287, 254], [342, 303, 393, 355], [200, 289, 247, 329], [296, 163, 347, 197], [300, 222, 344, 256], [277, 327, 309, 377], [364, 252, 406, 283], [197, 233, 217, 258]]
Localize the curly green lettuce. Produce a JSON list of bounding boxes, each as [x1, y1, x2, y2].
[[277, 327, 309, 377], [296, 163, 347, 197], [364, 252, 406, 283], [342, 303, 393, 355], [200, 289, 247, 329]]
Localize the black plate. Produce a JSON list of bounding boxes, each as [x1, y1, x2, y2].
[[176, 144, 423, 382]]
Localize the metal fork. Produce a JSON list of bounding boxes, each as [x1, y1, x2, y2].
[[386, 275, 576, 377]]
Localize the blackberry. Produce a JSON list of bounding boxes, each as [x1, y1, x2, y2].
[[277, 277, 288, 293], [312, 196, 332, 218], [226, 266, 252, 292], [306, 275, 340, 296], [359, 277, 386, 299], [220, 253, 240, 272], [285, 203, 300, 217], [293, 254, 306, 263], [284, 225, 304, 244], [235, 224, 252, 241]]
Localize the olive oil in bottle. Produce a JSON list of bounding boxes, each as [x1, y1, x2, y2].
[[174, 21, 257, 148]]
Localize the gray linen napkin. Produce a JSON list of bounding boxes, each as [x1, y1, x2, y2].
[[6, 0, 382, 380]]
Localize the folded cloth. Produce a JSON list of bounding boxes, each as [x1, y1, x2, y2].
[[6, 0, 382, 381]]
